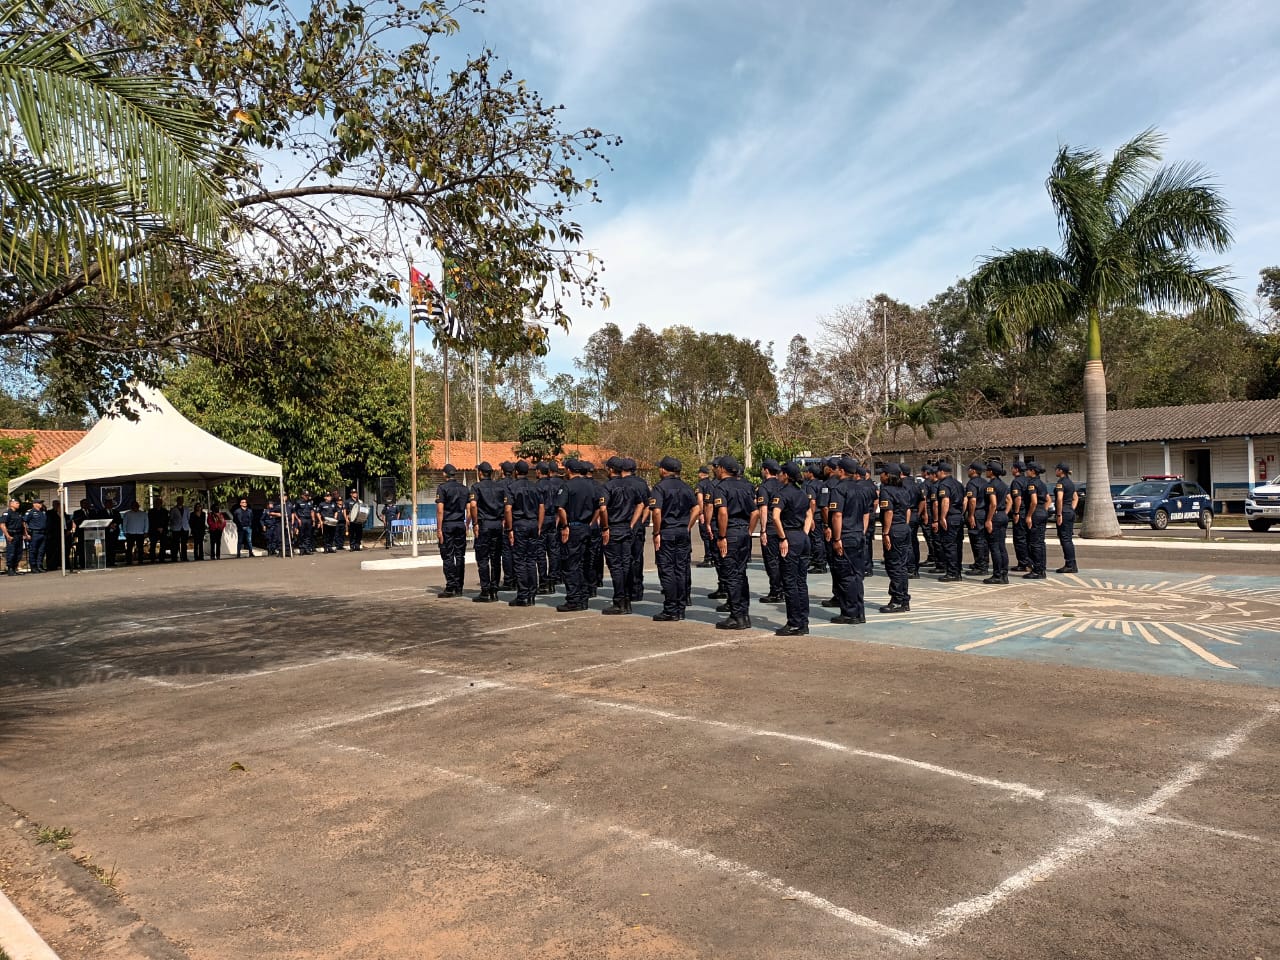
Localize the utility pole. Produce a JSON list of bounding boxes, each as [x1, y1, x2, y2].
[[881, 298, 890, 416], [408, 310, 419, 558], [744, 396, 753, 470], [473, 347, 482, 469]]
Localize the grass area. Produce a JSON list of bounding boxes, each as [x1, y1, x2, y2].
[[35, 825, 74, 850]]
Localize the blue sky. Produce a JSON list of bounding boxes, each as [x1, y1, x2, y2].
[[461, 0, 1280, 373]]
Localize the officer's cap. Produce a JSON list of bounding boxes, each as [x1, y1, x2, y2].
[[621, 458, 637, 471], [322, 491, 333, 498], [513, 460, 529, 475], [838, 455, 859, 473], [805, 463, 822, 477], [562, 458, 579, 472], [761, 459, 781, 473], [499, 460, 513, 472], [781, 461, 802, 481], [537, 461, 552, 475], [968, 461, 983, 472], [986, 460, 1006, 476], [1056, 462, 1071, 473], [881, 462, 902, 478], [658, 455, 682, 473], [936, 461, 953, 473], [825, 455, 841, 470], [442, 463, 457, 476], [32, 496, 43, 504], [720, 455, 742, 475], [605, 455, 622, 471], [477, 461, 493, 474], [579, 460, 595, 473], [1012, 460, 1026, 470], [922, 463, 937, 475], [1026, 461, 1043, 473]]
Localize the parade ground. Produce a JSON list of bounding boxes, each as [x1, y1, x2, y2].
[[1, 540, 1278, 959]]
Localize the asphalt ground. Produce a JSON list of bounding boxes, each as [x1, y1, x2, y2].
[[1, 541, 1278, 960]]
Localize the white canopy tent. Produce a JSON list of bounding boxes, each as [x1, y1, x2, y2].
[[7, 385, 288, 573]]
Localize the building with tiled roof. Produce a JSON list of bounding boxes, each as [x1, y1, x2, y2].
[[0, 428, 87, 468], [423, 440, 624, 473], [871, 398, 1280, 510]]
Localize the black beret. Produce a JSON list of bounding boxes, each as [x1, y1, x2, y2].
[[477, 461, 493, 474], [761, 459, 781, 473], [605, 456, 622, 470], [698, 464, 710, 475], [968, 461, 984, 472], [537, 461, 552, 474], [825, 455, 841, 469], [899, 463, 912, 474], [720, 455, 741, 475], [658, 455, 682, 473], [839, 455, 859, 473], [781, 461, 802, 481], [514, 460, 529, 475]]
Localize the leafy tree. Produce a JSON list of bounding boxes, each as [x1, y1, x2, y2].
[[885, 389, 953, 445], [0, 432, 33, 490], [516, 401, 567, 460], [968, 129, 1240, 537], [780, 334, 815, 410]]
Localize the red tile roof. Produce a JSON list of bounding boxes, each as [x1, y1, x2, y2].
[[0, 428, 87, 468], [424, 440, 622, 471]]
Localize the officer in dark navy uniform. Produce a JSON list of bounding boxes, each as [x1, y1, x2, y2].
[[434, 464, 470, 597], [803, 464, 827, 574], [964, 461, 990, 575], [921, 463, 940, 568], [934, 461, 966, 582], [504, 460, 545, 606], [649, 456, 696, 622], [711, 456, 755, 630], [982, 461, 1012, 584], [535, 462, 559, 593], [1053, 462, 1079, 574], [695, 465, 717, 567], [1023, 461, 1049, 579], [856, 464, 877, 576], [601, 456, 645, 615], [316, 492, 342, 553], [23, 498, 47, 573], [877, 463, 914, 613], [586, 462, 606, 597], [556, 459, 605, 612], [828, 456, 872, 624], [468, 462, 506, 602], [707, 457, 730, 605], [755, 460, 784, 604], [3, 498, 26, 575], [1009, 461, 1031, 572], [497, 462, 516, 590], [902, 463, 927, 579], [772, 462, 814, 636], [622, 458, 650, 603]]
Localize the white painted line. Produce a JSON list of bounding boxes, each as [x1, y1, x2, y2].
[[301, 680, 504, 733], [916, 704, 1280, 943], [569, 639, 748, 674], [0, 885, 62, 960], [116, 652, 398, 690], [474, 617, 584, 637], [319, 741, 921, 946]]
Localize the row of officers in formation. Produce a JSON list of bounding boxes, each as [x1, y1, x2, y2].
[[432, 455, 1080, 636]]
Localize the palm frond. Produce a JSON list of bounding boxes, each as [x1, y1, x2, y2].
[[1119, 161, 1234, 255], [1047, 144, 1106, 270], [1100, 126, 1163, 211], [969, 248, 1078, 347], [1131, 251, 1243, 324]]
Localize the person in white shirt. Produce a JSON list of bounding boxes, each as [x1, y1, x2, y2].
[[121, 501, 149, 565], [169, 496, 191, 562]]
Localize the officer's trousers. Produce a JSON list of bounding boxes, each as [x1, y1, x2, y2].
[[721, 530, 751, 621], [808, 523, 826, 571], [323, 523, 340, 553], [781, 530, 811, 629], [1057, 511, 1077, 568], [906, 520, 922, 575], [833, 534, 865, 619], [501, 532, 514, 586], [761, 534, 782, 596], [542, 526, 561, 584], [864, 521, 875, 575], [561, 525, 591, 607], [603, 524, 633, 605], [986, 515, 1009, 578], [699, 520, 714, 563], [265, 525, 281, 555], [533, 524, 548, 585], [628, 525, 646, 601], [1028, 512, 1048, 575], [968, 514, 989, 569], [922, 520, 938, 563], [1011, 516, 1030, 568], [512, 520, 540, 602], [884, 525, 912, 605], [4, 535, 21, 571], [589, 527, 604, 589], [656, 526, 691, 617], [439, 522, 467, 590], [28, 532, 46, 571], [475, 525, 503, 593], [348, 522, 363, 551], [941, 515, 964, 578]]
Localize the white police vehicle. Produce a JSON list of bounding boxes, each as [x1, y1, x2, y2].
[[1244, 481, 1280, 532], [1111, 475, 1213, 530]]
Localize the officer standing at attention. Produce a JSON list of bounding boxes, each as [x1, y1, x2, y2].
[[921, 464, 940, 570], [711, 456, 755, 630], [264, 500, 283, 556], [755, 460, 784, 604], [804, 464, 828, 574], [981, 461, 1012, 584], [772, 461, 814, 636], [3, 498, 27, 574], [434, 464, 470, 597], [707, 457, 730, 606], [317, 492, 342, 553], [344, 488, 365, 551], [293, 493, 315, 555], [828, 456, 871, 624], [622, 458, 650, 604], [964, 462, 990, 575], [1023, 461, 1050, 579], [534, 463, 559, 593], [1054, 463, 1079, 574], [934, 461, 967, 582], [695, 465, 717, 567], [468, 462, 506, 603], [23, 497, 47, 573], [497, 462, 516, 590], [1009, 461, 1031, 572], [504, 460, 545, 607], [556, 459, 605, 612], [601, 457, 645, 615], [877, 463, 913, 613], [856, 464, 877, 577], [586, 462, 607, 597], [649, 456, 697, 622]]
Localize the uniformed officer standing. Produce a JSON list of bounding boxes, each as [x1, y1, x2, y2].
[[344, 488, 366, 551], [601, 457, 645, 615], [707, 457, 731, 605], [23, 498, 47, 573], [504, 460, 545, 607], [981, 461, 1011, 584], [317, 492, 342, 553], [828, 456, 872, 624], [1054, 463, 1079, 574], [586, 462, 606, 596], [498, 462, 516, 590], [1023, 461, 1049, 579], [293, 493, 315, 555], [921, 464, 940, 569], [649, 456, 697, 622], [904, 464, 928, 579], [434, 464, 470, 597], [877, 464, 913, 613], [695, 465, 717, 567], [772, 462, 814, 636], [755, 460, 784, 604], [264, 500, 283, 556], [535, 462, 560, 593], [857, 464, 877, 576], [556, 459, 605, 612], [622, 459, 650, 603], [934, 462, 967, 582], [1009, 461, 1031, 572], [468, 462, 506, 603], [803, 464, 827, 574], [819, 457, 842, 600], [963, 462, 990, 575], [3, 498, 26, 575], [711, 456, 755, 630]]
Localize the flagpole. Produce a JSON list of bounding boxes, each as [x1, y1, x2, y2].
[[473, 346, 482, 468], [443, 341, 452, 468], [409, 292, 419, 558]]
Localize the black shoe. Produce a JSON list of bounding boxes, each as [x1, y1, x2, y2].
[[556, 603, 588, 612], [908, 572, 920, 579], [831, 615, 859, 625], [1056, 565, 1078, 574], [707, 590, 727, 600], [500, 582, 515, 591], [473, 591, 498, 603], [538, 585, 556, 595], [698, 559, 717, 568], [937, 575, 962, 582], [820, 597, 840, 608], [759, 593, 784, 604], [1012, 565, 1029, 573], [1026, 572, 1047, 579], [878, 603, 910, 613], [775, 624, 808, 636], [982, 575, 1003, 584], [715, 602, 731, 612], [602, 603, 629, 615], [440, 588, 460, 598], [652, 612, 680, 622], [716, 617, 752, 630]]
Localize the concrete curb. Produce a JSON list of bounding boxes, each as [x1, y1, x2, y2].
[[1078, 536, 1280, 552], [0, 887, 60, 960], [360, 554, 475, 572]]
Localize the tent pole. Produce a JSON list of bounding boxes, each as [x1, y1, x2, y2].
[[279, 475, 292, 559], [60, 484, 68, 579]]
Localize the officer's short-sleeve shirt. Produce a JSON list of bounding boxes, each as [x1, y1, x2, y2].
[[713, 477, 756, 531], [650, 477, 695, 529]]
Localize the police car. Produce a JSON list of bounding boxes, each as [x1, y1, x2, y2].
[[1111, 476, 1213, 530], [1244, 481, 1280, 532]]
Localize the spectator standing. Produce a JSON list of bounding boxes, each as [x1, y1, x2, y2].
[[147, 497, 169, 562], [121, 501, 148, 565], [233, 498, 257, 558], [190, 505, 207, 560], [169, 497, 191, 562], [207, 504, 226, 559]]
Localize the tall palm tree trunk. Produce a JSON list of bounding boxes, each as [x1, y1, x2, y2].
[[1082, 308, 1121, 538]]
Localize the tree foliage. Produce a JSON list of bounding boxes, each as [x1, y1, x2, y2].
[[516, 400, 567, 460]]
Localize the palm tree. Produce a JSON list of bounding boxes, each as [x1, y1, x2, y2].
[[885, 389, 952, 448], [968, 129, 1240, 538]]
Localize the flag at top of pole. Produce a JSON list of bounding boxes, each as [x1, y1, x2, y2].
[[409, 265, 433, 325]]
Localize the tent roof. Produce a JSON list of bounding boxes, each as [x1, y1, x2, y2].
[[7, 385, 281, 490]]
